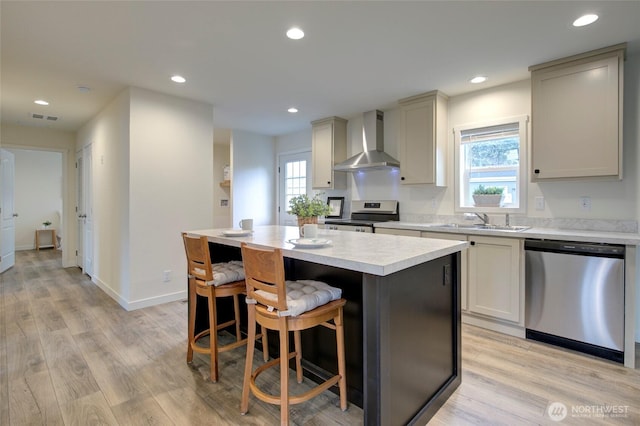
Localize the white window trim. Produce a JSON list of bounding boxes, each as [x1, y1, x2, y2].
[[454, 115, 529, 214], [277, 149, 312, 225]]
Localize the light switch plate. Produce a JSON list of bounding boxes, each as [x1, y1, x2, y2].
[[535, 196, 545, 211]]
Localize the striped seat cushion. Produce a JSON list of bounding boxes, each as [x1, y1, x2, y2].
[[194, 260, 245, 286], [253, 279, 342, 317]]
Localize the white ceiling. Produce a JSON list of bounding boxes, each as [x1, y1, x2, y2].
[[2, 1, 640, 136]]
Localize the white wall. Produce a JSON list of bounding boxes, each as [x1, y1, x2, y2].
[[275, 128, 311, 153], [231, 129, 276, 226], [129, 87, 214, 306], [78, 89, 130, 300], [0, 123, 77, 267], [340, 70, 639, 226], [6, 148, 62, 250], [213, 142, 231, 228], [77, 87, 214, 310], [445, 79, 530, 215]]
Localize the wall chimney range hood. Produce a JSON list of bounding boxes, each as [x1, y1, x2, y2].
[[333, 110, 400, 172]]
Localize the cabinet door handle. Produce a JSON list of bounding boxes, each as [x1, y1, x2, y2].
[[534, 169, 540, 174], [401, 177, 405, 181], [327, 181, 331, 185], [470, 241, 476, 246]]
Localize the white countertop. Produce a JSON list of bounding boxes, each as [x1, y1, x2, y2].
[[374, 221, 640, 245], [186, 225, 468, 276]]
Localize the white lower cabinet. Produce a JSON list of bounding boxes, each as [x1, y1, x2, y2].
[[378, 228, 524, 336], [467, 236, 523, 325], [421, 232, 468, 311]]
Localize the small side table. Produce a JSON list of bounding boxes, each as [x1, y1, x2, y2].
[[35, 229, 57, 251]]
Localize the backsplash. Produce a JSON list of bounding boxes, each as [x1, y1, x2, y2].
[[400, 214, 639, 234]]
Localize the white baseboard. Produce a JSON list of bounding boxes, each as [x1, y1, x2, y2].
[[93, 276, 187, 311], [462, 312, 525, 338], [125, 290, 188, 311]]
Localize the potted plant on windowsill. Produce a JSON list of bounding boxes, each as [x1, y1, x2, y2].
[[472, 185, 504, 207], [288, 193, 331, 233]]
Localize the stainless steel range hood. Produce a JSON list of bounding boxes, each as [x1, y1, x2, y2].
[[334, 110, 400, 172]]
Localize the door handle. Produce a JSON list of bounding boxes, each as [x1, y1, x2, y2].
[[12, 213, 18, 217]]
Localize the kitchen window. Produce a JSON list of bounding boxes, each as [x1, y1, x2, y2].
[[454, 115, 528, 213]]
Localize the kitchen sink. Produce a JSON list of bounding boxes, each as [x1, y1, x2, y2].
[[435, 223, 481, 229], [475, 224, 530, 232], [432, 223, 530, 232]]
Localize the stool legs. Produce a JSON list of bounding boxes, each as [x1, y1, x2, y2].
[[233, 294, 242, 343], [186, 278, 196, 363], [241, 310, 346, 425], [336, 309, 347, 411], [207, 286, 219, 382], [279, 317, 290, 426], [240, 305, 256, 415], [294, 330, 303, 384]]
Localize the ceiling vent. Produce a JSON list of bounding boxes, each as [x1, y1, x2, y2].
[[30, 112, 59, 121]]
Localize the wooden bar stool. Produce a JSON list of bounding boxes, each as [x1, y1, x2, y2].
[[239, 242, 347, 425], [182, 233, 267, 382]]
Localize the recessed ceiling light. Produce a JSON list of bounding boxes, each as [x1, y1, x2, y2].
[[171, 75, 186, 83], [34, 99, 49, 106], [288, 107, 298, 113], [573, 14, 598, 27], [286, 27, 304, 40], [470, 76, 487, 84]]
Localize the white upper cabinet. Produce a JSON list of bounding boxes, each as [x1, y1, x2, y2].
[[529, 44, 625, 180], [311, 117, 347, 189], [397, 90, 448, 186]]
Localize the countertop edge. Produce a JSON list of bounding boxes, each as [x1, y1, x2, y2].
[[374, 222, 640, 245], [186, 227, 469, 276]]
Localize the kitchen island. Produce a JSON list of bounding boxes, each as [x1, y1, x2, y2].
[[185, 225, 468, 425]]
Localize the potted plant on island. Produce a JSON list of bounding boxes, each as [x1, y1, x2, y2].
[[42, 220, 52, 229], [472, 185, 504, 207], [288, 193, 331, 234]]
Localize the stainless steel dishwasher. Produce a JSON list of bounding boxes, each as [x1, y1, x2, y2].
[[525, 239, 625, 363]]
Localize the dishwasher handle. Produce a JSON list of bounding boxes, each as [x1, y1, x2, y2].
[[524, 239, 625, 258]]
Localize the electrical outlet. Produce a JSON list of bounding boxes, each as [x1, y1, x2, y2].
[[162, 270, 172, 282], [535, 196, 545, 211], [579, 196, 591, 212]]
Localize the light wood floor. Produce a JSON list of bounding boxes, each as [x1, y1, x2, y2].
[[1, 250, 639, 425]]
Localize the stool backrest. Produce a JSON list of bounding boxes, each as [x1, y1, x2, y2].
[[182, 233, 213, 282], [240, 243, 288, 311]]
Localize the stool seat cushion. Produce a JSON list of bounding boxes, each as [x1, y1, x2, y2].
[[255, 280, 342, 317], [194, 260, 245, 286]]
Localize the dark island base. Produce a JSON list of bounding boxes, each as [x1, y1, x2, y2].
[[195, 243, 461, 426]]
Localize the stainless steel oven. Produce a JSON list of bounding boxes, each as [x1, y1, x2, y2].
[[324, 200, 399, 233]]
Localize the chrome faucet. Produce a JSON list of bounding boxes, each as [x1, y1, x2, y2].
[[475, 212, 490, 225], [505, 213, 510, 227]]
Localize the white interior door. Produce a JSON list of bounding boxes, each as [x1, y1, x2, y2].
[[278, 151, 311, 225], [76, 150, 84, 270], [83, 145, 93, 277], [1, 149, 16, 273], [76, 145, 93, 277]]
